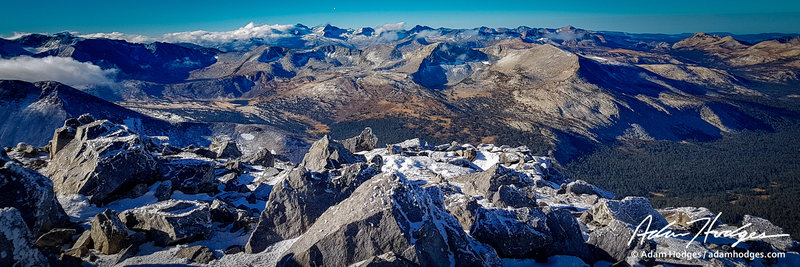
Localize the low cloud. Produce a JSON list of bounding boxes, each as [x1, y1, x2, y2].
[[0, 56, 117, 88], [161, 22, 307, 46], [375, 22, 405, 35]]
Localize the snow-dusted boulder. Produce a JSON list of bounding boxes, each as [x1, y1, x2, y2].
[[470, 207, 552, 257], [657, 206, 715, 230], [158, 158, 217, 194], [543, 208, 593, 261], [209, 138, 242, 159], [449, 164, 537, 208], [300, 135, 362, 172], [443, 190, 481, 231], [0, 162, 69, 237], [119, 200, 211, 246], [591, 197, 668, 229], [49, 120, 78, 157], [277, 173, 500, 266], [34, 228, 76, 249], [176, 245, 217, 264], [565, 180, 615, 199], [90, 209, 130, 255], [246, 162, 380, 253], [742, 215, 799, 252], [209, 199, 238, 224], [6, 142, 40, 158], [588, 219, 656, 265], [242, 148, 275, 167], [460, 201, 590, 260], [44, 119, 159, 205], [0, 207, 48, 266], [339, 127, 378, 153]]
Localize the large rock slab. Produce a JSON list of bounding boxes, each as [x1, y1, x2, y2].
[[44, 120, 158, 205], [277, 173, 500, 266], [176, 245, 217, 264], [242, 148, 274, 167], [0, 207, 48, 266], [158, 158, 217, 194], [34, 228, 77, 249], [591, 197, 669, 229], [246, 162, 379, 253], [469, 207, 552, 258], [0, 162, 69, 237], [742, 215, 799, 252], [465, 205, 590, 261], [449, 164, 537, 208], [90, 209, 130, 255], [120, 200, 211, 246], [300, 135, 361, 172], [340, 127, 378, 153], [588, 219, 656, 265], [543, 208, 593, 261], [209, 138, 242, 159], [658, 206, 715, 231], [565, 180, 615, 199]]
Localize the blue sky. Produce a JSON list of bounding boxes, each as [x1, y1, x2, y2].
[[2, 0, 799, 36]]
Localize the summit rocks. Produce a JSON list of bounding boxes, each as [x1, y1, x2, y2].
[[0, 114, 798, 266], [277, 173, 501, 266], [300, 135, 363, 172], [44, 116, 158, 205]]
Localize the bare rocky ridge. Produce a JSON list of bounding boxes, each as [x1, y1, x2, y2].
[[1, 113, 799, 266]]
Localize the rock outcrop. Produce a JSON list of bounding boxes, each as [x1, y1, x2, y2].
[[246, 162, 380, 253], [565, 180, 615, 199], [300, 135, 362, 172], [657, 206, 715, 231], [176, 245, 217, 264], [158, 158, 217, 194], [742, 215, 799, 252], [120, 200, 211, 246], [590, 197, 669, 229], [44, 118, 158, 205], [242, 148, 275, 167], [2, 110, 799, 267], [277, 173, 501, 266], [0, 207, 48, 266], [588, 219, 656, 264], [449, 164, 537, 208], [0, 162, 70, 237], [209, 138, 242, 159], [34, 228, 77, 249], [469, 207, 552, 258], [90, 209, 130, 255], [340, 127, 379, 153]]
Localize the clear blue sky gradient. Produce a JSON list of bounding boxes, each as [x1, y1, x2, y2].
[[2, 0, 799, 36]]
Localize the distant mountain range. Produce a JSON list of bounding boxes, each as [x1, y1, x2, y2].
[[1, 24, 799, 162]]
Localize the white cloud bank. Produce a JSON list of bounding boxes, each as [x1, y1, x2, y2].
[[375, 22, 406, 35], [161, 22, 307, 46], [0, 56, 117, 88]]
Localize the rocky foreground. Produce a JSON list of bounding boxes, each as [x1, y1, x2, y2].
[[1, 115, 799, 266]]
